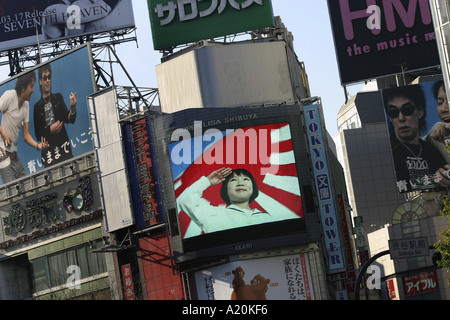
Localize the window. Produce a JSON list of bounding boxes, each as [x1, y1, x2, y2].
[[30, 241, 107, 293]]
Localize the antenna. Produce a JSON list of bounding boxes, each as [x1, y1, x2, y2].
[[33, 6, 42, 64]]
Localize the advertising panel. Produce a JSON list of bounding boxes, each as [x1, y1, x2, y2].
[[169, 121, 305, 251], [0, 44, 95, 186], [194, 253, 315, 300], [303, 103, 345, 271], [122, 115, 166, 229], [327, 0, 440, 84], [0, 171, 102, 253], [0, 0, 135, 52], [403, 270, 439, 296], [147, 0, 275, 50], [381, 80, 450, 193]]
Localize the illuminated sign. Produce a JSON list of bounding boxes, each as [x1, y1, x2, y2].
[[403, 270, 439, 296], [122, 116, 165, 228], [303, 103, 344, 271], [147, 0, 274, 50]]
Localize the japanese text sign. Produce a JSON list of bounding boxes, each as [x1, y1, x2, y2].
[[389, 237, 429, 259], [121, 264, 135, 300], [403, 270, 438, 296], [147, 0, 275, 50], [303, 104, 345, 271]]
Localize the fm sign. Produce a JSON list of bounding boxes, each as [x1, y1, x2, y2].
[[328, 0, 440, 84], [303, 104, 345, 271], [339, 0, 432, 40]]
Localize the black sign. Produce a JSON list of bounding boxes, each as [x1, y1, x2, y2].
[[327, 0, 441, 84]]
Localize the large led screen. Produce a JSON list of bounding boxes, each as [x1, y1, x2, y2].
[[0, 44, 95, 186], [168, 121, 305, 251], [382, 80, 450, 193]]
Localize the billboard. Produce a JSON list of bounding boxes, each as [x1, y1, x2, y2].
[[327, 0, 440, 84], [147, 0, 275, 50], [194, 253, 315, 300], [0, 44, 95, 186], [0, 0, 135, 52], [382, 80, 450, 193]]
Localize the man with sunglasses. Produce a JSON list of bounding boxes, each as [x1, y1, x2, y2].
[[34, 64, 77, 168], [383, 85, 450, 193]]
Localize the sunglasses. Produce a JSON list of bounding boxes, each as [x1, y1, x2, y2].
[[386, 105, 416, 118], [41, 75, 51, 81]]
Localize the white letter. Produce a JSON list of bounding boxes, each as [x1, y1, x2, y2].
[[202, 129, 224, 165], [366, 5, 381, 32], [171, 129, 192, 165], [66, 265, 81, 289], [366, 265, 381, 290], [66, 5, 81, 30]]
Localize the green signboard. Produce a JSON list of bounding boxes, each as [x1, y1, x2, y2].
[[148, 0, 275, 50]]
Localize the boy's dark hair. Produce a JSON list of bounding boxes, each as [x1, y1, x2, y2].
[[220, 168, 259, 205], [382, 85, 427, 134], [14, 71, 36, 95], [38, 64, 52, 80]]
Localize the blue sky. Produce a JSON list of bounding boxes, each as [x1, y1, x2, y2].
[[113, 0, 359, 135], [0, 1, 361, 135]]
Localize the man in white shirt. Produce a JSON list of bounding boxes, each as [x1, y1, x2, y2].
[[0, 71, 49, 184]]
